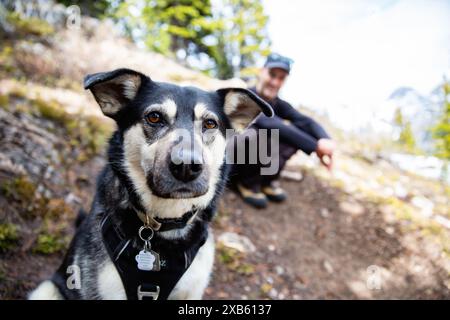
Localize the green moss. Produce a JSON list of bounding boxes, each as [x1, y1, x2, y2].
[[0, 46, 13, 60], [6, 12, 54, 37], [14, 103, 30, 114], [0, 223, 19, 252], [0, 264, 6, 282], [167, 73, 203, 83], [217, 242, 239, 264], [0, 45, 15, 75], [1, 176, 36, 201], [33, 233, 66, 254], [32, 97, 113, 158], [0, 176, 52, 219], [216, 242, 253, 275], [0, 94, 9, 110], [8, 86, 27, 99], [235, 263, 255, 275], [168, 73, 186, 82], [33, 98, 68, 125], [7, 92, 112, 161], [33, 223, 68, 255], [45, 198, 72, 219]]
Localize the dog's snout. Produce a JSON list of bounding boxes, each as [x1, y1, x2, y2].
[[169, 152, 203, 182]]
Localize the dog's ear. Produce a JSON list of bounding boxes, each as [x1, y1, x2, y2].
[[217, 88, 274, 131], [84, 68, 147, 118]]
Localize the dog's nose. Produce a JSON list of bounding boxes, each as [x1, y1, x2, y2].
[[169, 152, 203, 182]]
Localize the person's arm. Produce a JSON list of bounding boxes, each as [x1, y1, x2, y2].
[[254, 115, 319, 155], [276, 99, 330, 140]]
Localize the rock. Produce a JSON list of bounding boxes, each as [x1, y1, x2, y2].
[[65, 192, 81, 205], [294, 281, 307, 290], [434, 215, 450, 230], [280, 170, 303, 181], [323, 260, 334, 274], [410, 196, 434, 218], [217, 232, 256, 253], [275, 265, 284, 275], [268, 288, 278, 299], [217, 291, 229, 298], [339, 201, 364, 216], [320, 208, 330, 218], [385, 226, 395, 235], [394, 183, 408, 199]]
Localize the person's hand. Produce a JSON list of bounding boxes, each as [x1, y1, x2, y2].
[[316, 138, 335, 171]]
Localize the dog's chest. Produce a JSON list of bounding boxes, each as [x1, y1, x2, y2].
[[97, 232, 215, 300]]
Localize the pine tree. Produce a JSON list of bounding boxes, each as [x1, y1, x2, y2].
[[208, 0, 271, 79], [56, 0, 112, 18], [399, 122, 416, 151], [394, 107, 416, 152], [113, 0, 271, 79], [432, 82, 450, 160], [114, 0, 216, 60]]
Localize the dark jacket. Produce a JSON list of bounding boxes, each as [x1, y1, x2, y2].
[[250, 87, 330, 154]]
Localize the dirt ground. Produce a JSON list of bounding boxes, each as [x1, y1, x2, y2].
[[1, 164, 448, 299], [205, 169, 449, 300]]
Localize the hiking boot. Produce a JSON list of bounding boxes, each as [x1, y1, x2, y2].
[[262, 180, 287, 202], [236, 183, 268, 209]]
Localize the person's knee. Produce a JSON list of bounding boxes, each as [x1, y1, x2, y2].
[[279, 142, 298, 160]]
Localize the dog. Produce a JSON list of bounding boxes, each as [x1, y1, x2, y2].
[[28, 68, 273, 300]]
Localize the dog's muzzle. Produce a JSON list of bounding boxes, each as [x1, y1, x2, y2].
[[147, 148, 209, 199]]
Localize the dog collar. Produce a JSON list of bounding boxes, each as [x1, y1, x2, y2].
[[135, 207, 199, 232]]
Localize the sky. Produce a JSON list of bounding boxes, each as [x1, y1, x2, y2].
[[261, 0, 450, 124]]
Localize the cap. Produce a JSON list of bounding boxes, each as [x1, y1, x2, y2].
[[264, 53, 294, 74]]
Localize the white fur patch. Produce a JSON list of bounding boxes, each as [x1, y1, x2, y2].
[[28, 280, 63, 300], [146, 99, 177, 123], [223, 91, 243, 115], [223, 91, 260, 131], [120, 76, 140, 100], [97, 261, 126, 300], [194, 103, 208, 119], [169, 231, 215, 299]]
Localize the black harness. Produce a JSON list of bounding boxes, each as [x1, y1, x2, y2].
[[100, 209, 207, 300]]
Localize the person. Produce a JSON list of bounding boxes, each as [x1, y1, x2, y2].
[[230, 53, 335, 208]]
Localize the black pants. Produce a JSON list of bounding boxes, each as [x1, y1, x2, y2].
[[228, 126, 298, 189]]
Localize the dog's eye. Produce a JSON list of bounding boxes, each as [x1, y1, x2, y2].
[[203, 119, 217, 130], [146, 111, 162, 124]]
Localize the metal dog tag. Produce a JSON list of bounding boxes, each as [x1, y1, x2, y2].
[[136, 249, 160, 271]]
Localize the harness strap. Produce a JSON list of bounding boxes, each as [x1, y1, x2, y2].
[[100, 212, 207, 300]]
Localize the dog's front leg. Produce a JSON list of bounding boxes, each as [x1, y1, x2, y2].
[[168, 231, 215, 300]]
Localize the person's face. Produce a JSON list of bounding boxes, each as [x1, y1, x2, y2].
[[258, 67, 289, 100]]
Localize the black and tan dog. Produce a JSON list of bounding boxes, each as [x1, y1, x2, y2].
[[29, 68, 273, 300]]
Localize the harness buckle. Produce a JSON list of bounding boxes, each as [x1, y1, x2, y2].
[[137, 284, 160, 300]]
